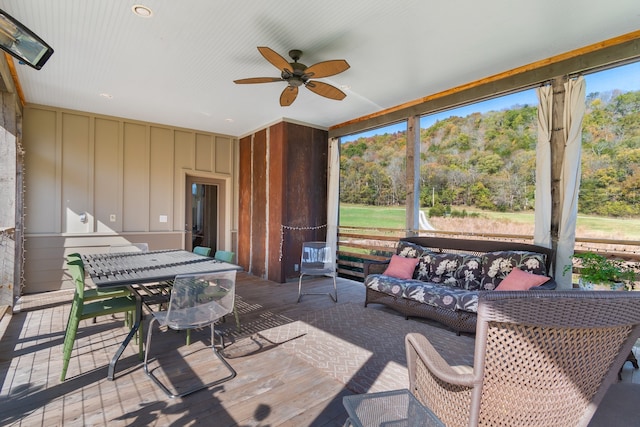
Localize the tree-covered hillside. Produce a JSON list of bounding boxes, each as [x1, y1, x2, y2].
[[340, 90, 640, 216]]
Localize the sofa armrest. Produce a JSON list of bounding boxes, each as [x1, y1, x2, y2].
[[363, 259, 390, 277], [531, 278, 557, 290]]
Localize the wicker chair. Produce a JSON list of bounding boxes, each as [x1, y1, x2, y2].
[[405, 290, 640, 427]]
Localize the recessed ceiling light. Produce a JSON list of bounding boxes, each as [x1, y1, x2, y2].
[[225, 118, 234, 123], [99, 93, 113, 99], [340, 85, 351, 91], [132, 5, 153, 17]]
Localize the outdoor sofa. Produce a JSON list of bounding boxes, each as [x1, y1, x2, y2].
[[363, 236, 556, 333]]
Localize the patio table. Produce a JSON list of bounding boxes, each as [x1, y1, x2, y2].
[[342, 389, 444, 427], [81, 249, 242, 380]]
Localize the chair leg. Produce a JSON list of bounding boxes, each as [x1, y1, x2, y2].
[[60, 315, 80, 382], [331, 275, 338, 303], [233, 306, 241, 331], [297, 274, 305, 303], [138, 317, 144, 360], [144, 320, 236, 398], [297, 274, 337, 303]]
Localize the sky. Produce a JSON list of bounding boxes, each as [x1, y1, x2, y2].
[[340, 61, 640, 143]]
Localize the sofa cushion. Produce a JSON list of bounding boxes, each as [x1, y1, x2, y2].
[[415, 250, 437, 281], [383, 254, 419, 280], [480, 251, 548, 290], [423, 253, 482, 289], [404, 281, 479, 313], [396, 241, 425, 258], [430, 253, 463, 287], [455, 255, 483, 290], [364, 274, 406, 297]]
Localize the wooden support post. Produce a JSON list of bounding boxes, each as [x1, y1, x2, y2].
[[406, 116, 420, 236]]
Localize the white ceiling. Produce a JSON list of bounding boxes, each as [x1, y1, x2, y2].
[[3, 0, 640, 138]]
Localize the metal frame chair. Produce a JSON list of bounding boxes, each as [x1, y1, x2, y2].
[[144, 270, 237, 398], [297, 241, 337, 303], [406, 290, 640, 427]]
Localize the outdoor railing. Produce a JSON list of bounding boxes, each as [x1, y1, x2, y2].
[[337, 226, 640, 283]]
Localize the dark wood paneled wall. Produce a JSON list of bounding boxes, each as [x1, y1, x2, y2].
[[238, 136, 252, 271], [238, 121, 328, 283], [267, 123, 286, 281]]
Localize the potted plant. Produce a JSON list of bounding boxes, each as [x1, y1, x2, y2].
[[569, 252, 637, 291]]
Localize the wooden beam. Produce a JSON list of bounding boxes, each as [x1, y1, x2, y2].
[[406, 116, 420, 236], [330, 30, 640, 138], [2, 53, 25, 107]]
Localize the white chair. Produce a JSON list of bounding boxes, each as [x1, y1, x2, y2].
[[143, 270, 237, 398], [297, 241, 337, 303]]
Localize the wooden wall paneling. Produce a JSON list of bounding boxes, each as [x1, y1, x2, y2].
[[173, 130, 195, 231], [21, 107, 234, 292], [23, 107, 57, 233], [195, 133, 213, 172], [238, 135, 252, 272], [61, 113, 91, 234], [251, 129, 267, 278], [122, 123, 149, 232], [149, 126, 174, 232], [94, 118, 120, 232], [215, 136, 233, 175], [267, 122, 285, 283]]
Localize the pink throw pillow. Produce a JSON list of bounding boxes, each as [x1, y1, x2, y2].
[[383, 255, 419, 280], [495, 267, 550, 291]]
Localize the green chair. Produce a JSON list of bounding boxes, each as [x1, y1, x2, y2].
[[193, 246, 212, 257], [213, 250, 240, 331], [60, 257, 141, 382], [214, 250, 234, 263], [67, 253, 133, 325], [67, 253, 131, 302]]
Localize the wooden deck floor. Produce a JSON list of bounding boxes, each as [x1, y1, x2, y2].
[[1, 273, 639, 426]]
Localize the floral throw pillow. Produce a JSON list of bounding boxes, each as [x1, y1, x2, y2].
[[480, 251, 548, 290]]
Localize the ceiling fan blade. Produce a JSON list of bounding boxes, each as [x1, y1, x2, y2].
[[234, 77, 283, 84], [280, 86, 298, 106], [258, 46, 292, 73], [304, 60, 350, 78], [305, 81, 346, 101]]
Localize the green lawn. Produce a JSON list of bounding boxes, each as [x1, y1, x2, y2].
[[339, 203, 640, 240]]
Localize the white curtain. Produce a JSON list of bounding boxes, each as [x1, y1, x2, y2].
[[326, 137, 340, 269], [555, 76, 586, 288], [534, 84, 553, 249]]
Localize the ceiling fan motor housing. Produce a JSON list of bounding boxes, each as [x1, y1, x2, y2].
[[282, 61, 308, 87]]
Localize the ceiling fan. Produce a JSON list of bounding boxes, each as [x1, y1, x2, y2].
[[234, 47, 350, 106]]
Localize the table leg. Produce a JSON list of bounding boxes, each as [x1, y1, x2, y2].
[[107, 292, 142, 380]]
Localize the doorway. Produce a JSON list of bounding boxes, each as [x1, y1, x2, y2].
[[185, 176, 226, 253]]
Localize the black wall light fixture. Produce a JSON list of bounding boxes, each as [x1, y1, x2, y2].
[[0, 9, 53, 70]]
